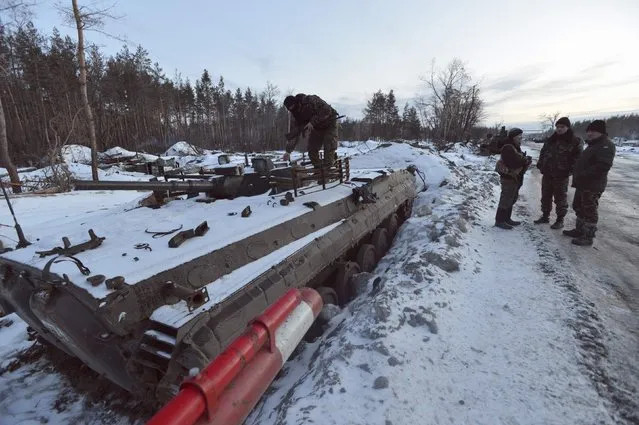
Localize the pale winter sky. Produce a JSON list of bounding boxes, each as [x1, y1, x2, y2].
[[30, 0, 639, 127]]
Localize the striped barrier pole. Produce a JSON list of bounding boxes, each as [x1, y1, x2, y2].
[[147, 287, 322, 425]]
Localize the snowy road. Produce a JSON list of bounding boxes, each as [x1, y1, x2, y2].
[[520, 142, 639, 424]]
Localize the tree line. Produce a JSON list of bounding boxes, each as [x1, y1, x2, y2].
[[572, 114, 639, 140], [0, 24, 292, 161], [0, 1, 487, 192], [539, 111, 639, 140]]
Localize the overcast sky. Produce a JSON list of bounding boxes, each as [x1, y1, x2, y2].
[[31, 0, 639, 127]]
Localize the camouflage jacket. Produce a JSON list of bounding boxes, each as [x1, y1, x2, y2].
[[498, 140, 531, 184], [537, 131, 583, 178], [285, 94, 338, 153], [571, 136, 616, 192]]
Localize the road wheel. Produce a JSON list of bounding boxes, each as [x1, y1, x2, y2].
[[332, 262, 360, 305], [384, 213, 399, 239], [400, 199, 414, 222], [316, 286, 339, 306], [371, 228, 389, 261], [356, 243, 376, 273]]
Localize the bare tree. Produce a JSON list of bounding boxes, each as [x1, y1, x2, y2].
[[56, 0, 124, 180], [70, 0, 99, 180], [0, 0, 36, 193], [539, 111, 561, 135], [416, 58, 484, 149], [0, 96, 20, 192]]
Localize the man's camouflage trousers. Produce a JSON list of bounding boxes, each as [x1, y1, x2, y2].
[[572, 188, 602, 224], [308, 123, 338, 169], [540, 175, 569, 218]]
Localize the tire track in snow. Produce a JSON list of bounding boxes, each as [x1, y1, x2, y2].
[[515, 199, 639, 425]]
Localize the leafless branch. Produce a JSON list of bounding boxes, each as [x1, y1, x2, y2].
[[539, 111, 562, 134], [417, 57, 484, 148], [0, 0, 38, 29], [53, 0, 128, 44]]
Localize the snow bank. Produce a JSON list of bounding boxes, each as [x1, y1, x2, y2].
[[163, 141, 203, 157], [101, 146, 160, 163], [61, 144, 92, 165], [338, 140, 380, 155], [348, 142, 449, 187]]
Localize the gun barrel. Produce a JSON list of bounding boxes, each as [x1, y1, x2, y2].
[[72, 179, 223, 193]]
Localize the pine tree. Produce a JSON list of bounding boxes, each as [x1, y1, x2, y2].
[[363, 90, 387, 139], [402, 103, 421, 140], [385, 90, 401, 139]]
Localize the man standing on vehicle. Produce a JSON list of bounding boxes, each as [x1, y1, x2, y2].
[[282, 93, 340, 170], [533, 117, 583, 229], [563, 119, 616, 246]]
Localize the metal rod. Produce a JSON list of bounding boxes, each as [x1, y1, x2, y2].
[[0, 183, 31, 248]]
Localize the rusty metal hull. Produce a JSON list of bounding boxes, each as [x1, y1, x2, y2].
[[0, 169, 417, 403]]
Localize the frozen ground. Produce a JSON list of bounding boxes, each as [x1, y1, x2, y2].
[[1, 140, 637, 425], [245, 142, 638, 425]]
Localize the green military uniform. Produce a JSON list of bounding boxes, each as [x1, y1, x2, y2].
[[494, 128, 531, 229], [535, 129, 583, 227], [563, 120, 616, 246], [284, 94, 339, 169]]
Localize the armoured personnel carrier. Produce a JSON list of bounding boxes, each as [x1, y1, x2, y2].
[[0, 158, 418, 419]]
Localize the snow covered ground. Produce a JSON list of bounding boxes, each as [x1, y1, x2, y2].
[[245, 142, 638, 425], [1, 140, 637, 425]]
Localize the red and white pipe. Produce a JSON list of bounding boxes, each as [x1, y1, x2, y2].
[[147, 287, 322, 425]]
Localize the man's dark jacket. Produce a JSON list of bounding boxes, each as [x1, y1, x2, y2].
[[571, 136, 616, 192]]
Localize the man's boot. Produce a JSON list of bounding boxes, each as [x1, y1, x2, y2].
[[505, 207, 521, 226], [563, 218, 584, 237], [550, 216, 564, 229], [572, 222, 596, 246], [495, 208, 513, 230], [534, 213, 550, 224]]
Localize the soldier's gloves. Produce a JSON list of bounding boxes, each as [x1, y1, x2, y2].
[[283, 152, 290, 161]]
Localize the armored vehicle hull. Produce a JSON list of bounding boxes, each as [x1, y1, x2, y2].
[[0, 167, 417, 406]]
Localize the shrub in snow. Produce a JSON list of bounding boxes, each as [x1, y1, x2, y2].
[[14, 163, 72, 193]]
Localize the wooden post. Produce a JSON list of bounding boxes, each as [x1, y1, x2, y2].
[[345, 158, 350, 181]]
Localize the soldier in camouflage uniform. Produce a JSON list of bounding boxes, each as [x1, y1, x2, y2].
[[534, 117, 583, 229], [282, 93, 339, 169], [494, 128, 532, 229], [563, 119, 616, 246]]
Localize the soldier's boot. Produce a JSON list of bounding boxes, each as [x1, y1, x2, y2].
[[550, 216, 565, 230], [572, 222, 596, 246], [563, 218, 584, 237], [495, 208, 513, 230], [534, 213, 550, 224], [505, 207, 521, 226]]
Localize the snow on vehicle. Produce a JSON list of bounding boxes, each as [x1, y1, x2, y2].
[[0, 156, 418, 424]]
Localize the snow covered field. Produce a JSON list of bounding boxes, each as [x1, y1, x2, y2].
[[1, 140, 637, 425]]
